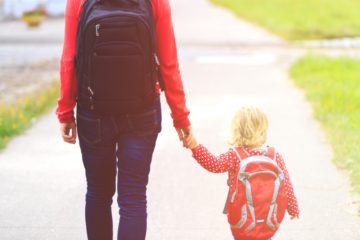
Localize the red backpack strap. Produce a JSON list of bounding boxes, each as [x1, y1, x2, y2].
[[223, 147, 249, 215], [266, 147, 276, 161], [232, 147, 250, 161]]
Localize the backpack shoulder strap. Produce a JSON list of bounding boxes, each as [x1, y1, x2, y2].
[[75, 0, 98, 56], [224, 147, 249, 215], [266, 146, 276, 161], [232, 147, 249, 162]]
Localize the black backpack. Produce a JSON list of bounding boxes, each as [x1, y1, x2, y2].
[[75, 0, 163, 114]]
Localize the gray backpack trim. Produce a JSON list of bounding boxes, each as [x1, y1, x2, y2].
[[230, 204, 247, 229]]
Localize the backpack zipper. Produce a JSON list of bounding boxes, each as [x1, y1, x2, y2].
[[95, 21, 137, 37], [87, 13, 151, 39], [88, 41, 144, 110], [87, 86, 95, 110], [95, 24, 100, 37], [93, 41, 143, 55]]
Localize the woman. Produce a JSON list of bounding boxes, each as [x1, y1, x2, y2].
[[56, 0, 192, 239]]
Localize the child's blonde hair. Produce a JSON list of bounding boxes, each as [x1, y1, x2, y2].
[[229, 106, 269, 148]]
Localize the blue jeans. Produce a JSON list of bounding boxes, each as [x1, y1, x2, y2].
[[76, 98, 161, 240]]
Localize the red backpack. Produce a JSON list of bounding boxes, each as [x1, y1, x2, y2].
[[225, 147, 287, 240]]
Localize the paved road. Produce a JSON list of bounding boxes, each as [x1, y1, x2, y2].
[[0, 0, 359, 239], [0, 19, 63, 66]]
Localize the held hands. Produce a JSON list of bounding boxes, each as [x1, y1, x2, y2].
[[176, 126, 198, 149]]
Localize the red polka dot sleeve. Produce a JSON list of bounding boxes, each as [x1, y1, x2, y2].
[[192, 144, 236, 173], [275, 153, 300, 217]]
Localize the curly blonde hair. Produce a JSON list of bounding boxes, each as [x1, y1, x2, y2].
[[229, 106, 269, 148]]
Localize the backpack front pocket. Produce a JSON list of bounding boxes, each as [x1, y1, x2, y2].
[[91, 42, 145, 101], [95, 21, 138, 42]]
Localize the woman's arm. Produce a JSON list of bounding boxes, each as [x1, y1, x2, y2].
[[56, 0, 78, 123], [57, 0, 84, 144], [56, 0, 84, 123], [152, 0, 190, 129], [191, 145, 235, 173], [276, 153, 300, 217]]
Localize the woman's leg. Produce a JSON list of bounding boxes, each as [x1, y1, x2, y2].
[[116, 133, 158, 240], [116, 98, 161, 240], [77, 107, 118, 240]]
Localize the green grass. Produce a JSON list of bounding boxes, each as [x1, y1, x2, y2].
[[290, 55, 360, 195], [210, 0, 360, 40], [0, 81, 59, 150]]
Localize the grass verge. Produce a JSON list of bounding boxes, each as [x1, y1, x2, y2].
[[0, 81, 59, 150], [210, 0, 360, 40], [290, 55, 360, 196]]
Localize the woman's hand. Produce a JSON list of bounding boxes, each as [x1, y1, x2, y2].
[[176, 126, 198, 149], [176, 126, 196, 148], [60, 122, 77, 144], [176, 126, 192, 142]]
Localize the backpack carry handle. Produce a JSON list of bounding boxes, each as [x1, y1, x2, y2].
[[97, 0, 140, 5]]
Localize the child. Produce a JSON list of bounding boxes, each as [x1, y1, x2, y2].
[[184, 106, 299, 240]]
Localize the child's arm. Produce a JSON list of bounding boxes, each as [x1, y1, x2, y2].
[[184, 134, 235, 173], [276, 153, 300, 218], [190, 144, 235, 173]]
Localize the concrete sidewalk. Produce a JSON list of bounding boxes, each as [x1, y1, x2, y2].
[[0, 19, 63, 66], [0, 0, 359, 239]]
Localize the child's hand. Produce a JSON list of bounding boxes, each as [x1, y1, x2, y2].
[[183, 133, 199, 150]]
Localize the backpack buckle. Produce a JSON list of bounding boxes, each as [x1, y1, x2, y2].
[[238, 172, 249, 181]]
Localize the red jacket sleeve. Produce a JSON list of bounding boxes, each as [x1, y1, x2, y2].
[[152, 0, 190, 128], [56, 0, 84, 123], [56, 0, 191, 128]]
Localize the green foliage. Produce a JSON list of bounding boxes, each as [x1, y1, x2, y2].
[[0, 81, 59, 150], [211, 0, 360, 40], [290, 55, 360, 193]]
